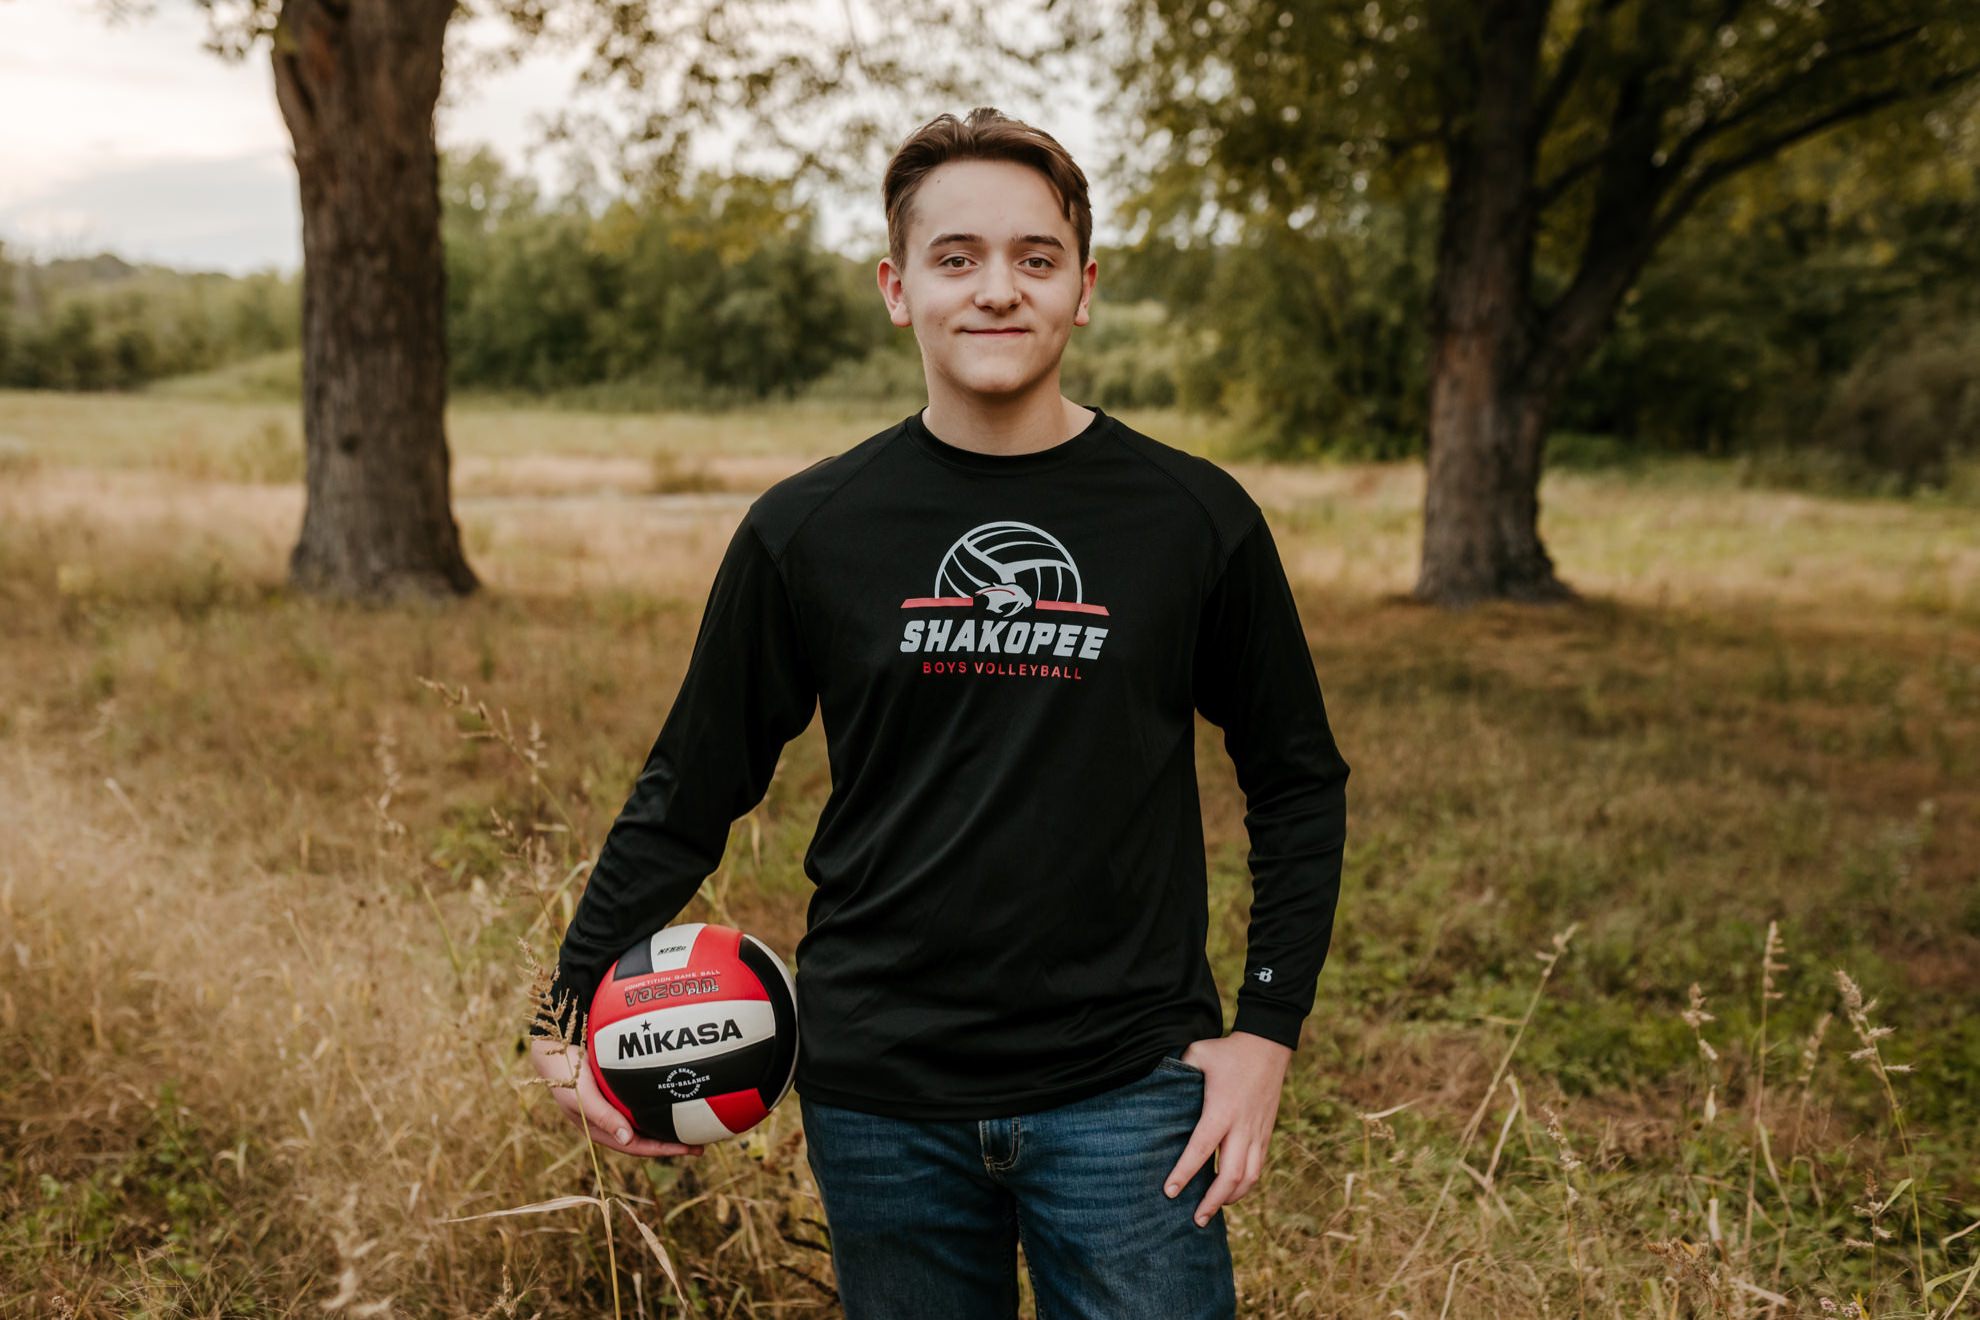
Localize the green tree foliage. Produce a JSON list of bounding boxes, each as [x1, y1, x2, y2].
[[0, 244, 13, 382], [1120, 188, 1440, 458], [1113, 39, 1979, 483], [1115, 0, 1980, 550], [441, 150, 880, 402], [1563, 110, 1980, 485]]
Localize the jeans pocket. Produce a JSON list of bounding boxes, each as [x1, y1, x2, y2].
[[1155, 1048, 1204, 1077]]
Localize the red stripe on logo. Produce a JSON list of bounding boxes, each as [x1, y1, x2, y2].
[[1035, 600, 1110, 616], [900, 597, 976, 608]]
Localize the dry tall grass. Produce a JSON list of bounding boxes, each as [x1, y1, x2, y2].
[[1, 391, 1975, 1317]]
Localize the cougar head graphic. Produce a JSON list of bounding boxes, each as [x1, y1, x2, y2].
[[974, 582, 1034, 616]]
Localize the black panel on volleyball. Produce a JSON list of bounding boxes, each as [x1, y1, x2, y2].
[[734, 938, 799, 1104], [606, 1038, 783, 1141], [614, 935, 655, 979]]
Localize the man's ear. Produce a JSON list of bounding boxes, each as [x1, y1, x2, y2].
[[877, 257, 913, 328], [1073, 257, 1098, 328]]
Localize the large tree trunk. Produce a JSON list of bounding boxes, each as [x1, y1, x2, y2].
[[1417, 327, 1569, 606], [1413, 0, 1572, 608], [272, 0, 477, 601]]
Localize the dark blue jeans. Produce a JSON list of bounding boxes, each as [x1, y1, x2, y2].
[[799, 1046, 1237, 1318]]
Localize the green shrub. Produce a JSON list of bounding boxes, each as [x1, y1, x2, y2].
[[1810, 311, 1980, 492]]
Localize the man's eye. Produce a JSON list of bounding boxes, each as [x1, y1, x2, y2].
[[940, 255, 969, 268], [1023, 256, 1054, 268]]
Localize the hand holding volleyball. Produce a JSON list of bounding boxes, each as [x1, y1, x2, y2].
[[529, 1037, 708, 1159]]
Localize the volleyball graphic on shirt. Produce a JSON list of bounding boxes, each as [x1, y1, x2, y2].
[[937, 520, 1085, 613], [586, 922, 798, 1145]]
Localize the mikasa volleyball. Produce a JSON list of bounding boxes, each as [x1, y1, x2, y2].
[[586, 922, 798, 1145]]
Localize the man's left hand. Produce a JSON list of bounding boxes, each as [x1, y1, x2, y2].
[[1161, 1030, 1294, 1227]]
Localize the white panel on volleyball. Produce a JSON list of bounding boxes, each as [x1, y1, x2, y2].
[[597, 999, 778, 1070], [670, 1100, 740, 1145], [646, 923, 707, 971]]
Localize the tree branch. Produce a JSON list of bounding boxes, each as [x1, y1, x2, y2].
[[1531, 0, 1627, 145], [1535, 32, 1668, 213], [1534, 0, 1746, 211], [1650, 59, 1980, 246], [1654, 20, 1928, 188], [1533, 52, 1977, 396]]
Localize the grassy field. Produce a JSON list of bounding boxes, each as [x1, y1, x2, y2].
[[1, 387, 1976, 1318]]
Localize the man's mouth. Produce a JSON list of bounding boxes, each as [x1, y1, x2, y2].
[[963, 328, 1028, 336]]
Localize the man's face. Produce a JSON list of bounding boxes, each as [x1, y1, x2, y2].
[[877, 158, 1097, 402]]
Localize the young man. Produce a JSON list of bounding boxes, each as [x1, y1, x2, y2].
[[530, 107, 1350, 1317]]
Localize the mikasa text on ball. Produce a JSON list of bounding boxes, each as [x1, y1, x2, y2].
[[586, 922, 798, 1145]]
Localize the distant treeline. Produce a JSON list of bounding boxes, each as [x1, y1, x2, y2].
[[4, 145, 1974, 490], [436, 151, 1190, 416], [0, 250, 299, 391], [440, 150, 880, 402]]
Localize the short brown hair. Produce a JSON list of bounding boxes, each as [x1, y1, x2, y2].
[[883, 107, 1092, 268]]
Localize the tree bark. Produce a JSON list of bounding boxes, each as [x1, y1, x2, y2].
[[1418, 328, 1570, 606], [1414, 0, 1572, 607], [273, 0, 477, 601]]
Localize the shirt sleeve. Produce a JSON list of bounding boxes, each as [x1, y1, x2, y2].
[[1191, 511, 1350, 1052], [532, 511, 818, 1042]]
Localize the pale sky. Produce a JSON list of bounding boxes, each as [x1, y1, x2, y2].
[[0, 1, 1114, 276]]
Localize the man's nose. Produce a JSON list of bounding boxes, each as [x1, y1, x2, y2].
[[973, 259, 1020, 311]]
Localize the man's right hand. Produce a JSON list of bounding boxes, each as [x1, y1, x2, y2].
[[529, 1037, 707, 1159]]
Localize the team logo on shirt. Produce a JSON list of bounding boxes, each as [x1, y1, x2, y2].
[[899, 520, 1109, 681]]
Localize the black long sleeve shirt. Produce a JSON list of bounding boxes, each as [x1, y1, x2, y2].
[[533, 405, 1350, 1119]]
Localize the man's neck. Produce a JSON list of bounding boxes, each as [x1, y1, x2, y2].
[[921, 379, 1093, 457]]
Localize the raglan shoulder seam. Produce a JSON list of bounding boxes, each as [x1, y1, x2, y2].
[[1211, 508, 1269, 588], [745, 518, 799, 607], [758, 424, 909, 567], [1098, 422, 1263, 572]]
